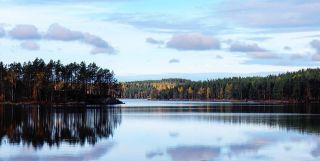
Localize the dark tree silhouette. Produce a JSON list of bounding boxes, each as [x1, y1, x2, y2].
[[0, 58, 122, 104], [0, 104, 121, 148]]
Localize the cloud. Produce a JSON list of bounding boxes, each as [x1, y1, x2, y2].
[[20, 41, 40, 50], [91, 47, 116, 54], [9, 24, 40, 39], [0, 26, 5, 37], [4, 23, 116, 54], [310, 39, 320, 53], [229, 138, 274, 156], [311, 142, 320, 158], [244, 53, 318, 66], [166, 146, 221, 161], [229, 41, 266, 52], [230, 41, 317, 65], [46, 23, 83, 41], [169, 59, 180, 64], [246, 37, 272, 41], [310, 39, 320, 61], [146, 37, 164, 45], [247, 51, 278, 59], [167, 33, 220, 51], [105, 13, 223, 34], [312, 54, 320, 61], [290, 53, 305, 60], [219, 0, 320, 29], [44, 23, 116, 54], [6, 155, 39, 161], [83, 33, 115, 54], [229, 41, 277, 59]]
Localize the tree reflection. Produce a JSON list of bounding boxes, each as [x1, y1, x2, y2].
[[122, 103, 320, 134], [0, 105, 121, 148]]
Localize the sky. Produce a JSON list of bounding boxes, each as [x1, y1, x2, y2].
[[0, 0, 320, 81]]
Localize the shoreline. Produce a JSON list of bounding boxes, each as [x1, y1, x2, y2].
[[121, 98, 317, 104], [0, 98, 124, 106]]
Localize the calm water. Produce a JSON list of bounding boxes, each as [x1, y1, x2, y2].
[[0, 99, 320, 161]]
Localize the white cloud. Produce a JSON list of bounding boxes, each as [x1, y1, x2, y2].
[[83, 33, 116, 54], [167, 33, 220, 51], [310, 39, 320, 53], [44, 24, 116, 54], [312, 54, 320, 61], [9, 24, 40, 39], [83, 33, 111, 49], [247, 51, 278, 59], [91, 47, 116, 55], [230, 41, 266, 52], [46, 23, 83, 41], [290, 53, 305, 60], [3, 23, 117, 54], [220, 0, 320, 28], [229, 41, 278, 59], [310, 39, 320, 61], [146, 37, 164, 45]]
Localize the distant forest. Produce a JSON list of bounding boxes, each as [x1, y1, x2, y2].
[[0, 58, 121, 104], [121, 69, 320, 103]]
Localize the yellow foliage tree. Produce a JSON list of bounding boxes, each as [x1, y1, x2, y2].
[[225, 83, 233, 99], [178, 86, 184, 98], [188, 87, 193, 99], [206, 87, 211, 99]]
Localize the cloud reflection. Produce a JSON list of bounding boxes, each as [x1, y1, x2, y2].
[[311, 142, 320, 158], [5, 142, 115, 161], [228, 138, 275, 157], [166, 146, 220, 161], [169, 132, 179, 138], [146, 150, 164, 159]]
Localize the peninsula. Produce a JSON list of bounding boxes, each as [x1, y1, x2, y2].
[[0, 59, 123, 105]]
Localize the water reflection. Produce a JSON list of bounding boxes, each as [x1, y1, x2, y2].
[[166, 146, 221, 161], [0, 105, 121, 148], [133, 113, 320, 134], [121, 101, 320, 114], [121, 103, 320, 135], [4, 142, 115, 161], [1, 100, 320, 161]]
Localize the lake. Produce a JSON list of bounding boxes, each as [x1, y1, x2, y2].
[[0, 99, 320, 161]]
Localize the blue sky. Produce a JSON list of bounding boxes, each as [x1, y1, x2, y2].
[[0, 0, 320, 80]]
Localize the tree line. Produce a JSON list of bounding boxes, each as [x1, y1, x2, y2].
[[0, 58, 121, 104], [121, 69, 320, 103], [121, 79, 191, 99]]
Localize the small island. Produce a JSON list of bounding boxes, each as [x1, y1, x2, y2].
[[0, 58, 123, 105]]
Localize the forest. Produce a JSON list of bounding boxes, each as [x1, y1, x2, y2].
[[0, 58, 122, 104], [121, 69, 320, 103]]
